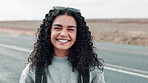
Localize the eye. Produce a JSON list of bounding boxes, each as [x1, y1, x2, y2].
[[68, 29, 75, 31], [54, 27, 61, 30]]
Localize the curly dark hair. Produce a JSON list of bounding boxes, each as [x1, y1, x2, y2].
[[28, 8, 104, 73]]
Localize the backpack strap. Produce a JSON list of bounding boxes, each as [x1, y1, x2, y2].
[[35, 63, 47, 83], [82, 71, 89, 83], [78, 69, 90, 83]]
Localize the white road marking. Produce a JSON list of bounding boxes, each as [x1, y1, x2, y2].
[[8, 34, 20, 37], [0, 43, 148, 78], [105, 63, 148, 74], [0, 43, 30, 52], [105, 66, 148, 78]]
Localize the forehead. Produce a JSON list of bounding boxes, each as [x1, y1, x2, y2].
[[52, 15, 77, 26]]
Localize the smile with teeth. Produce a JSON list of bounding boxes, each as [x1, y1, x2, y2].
[[57, 39, 69, 43]]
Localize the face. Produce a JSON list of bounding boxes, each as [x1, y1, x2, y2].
[[50, 15, 77, 51]]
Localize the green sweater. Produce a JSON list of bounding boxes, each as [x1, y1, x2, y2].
[[19, 56, 105, 83]]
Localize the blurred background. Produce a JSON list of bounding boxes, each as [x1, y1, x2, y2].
[[0, 0, 148, 83]]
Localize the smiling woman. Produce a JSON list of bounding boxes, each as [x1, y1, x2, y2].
[[19, 6, 105, 83]]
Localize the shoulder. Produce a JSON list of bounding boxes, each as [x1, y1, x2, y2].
[[23, 64, 35, 75], [90, 66, 103, 77], [90, 66, 105, 83], [19, 64, 35, 83]]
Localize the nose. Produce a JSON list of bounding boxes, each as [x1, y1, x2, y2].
[[59, 29, 68, 37]]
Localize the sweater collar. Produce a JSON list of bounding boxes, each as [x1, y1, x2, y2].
[[52, 55, 68, 62]]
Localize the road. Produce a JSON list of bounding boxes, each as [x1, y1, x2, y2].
[[0, 32, 148, 83]]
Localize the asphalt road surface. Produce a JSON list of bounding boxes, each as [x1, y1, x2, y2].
[[0, 32, 148, 83]]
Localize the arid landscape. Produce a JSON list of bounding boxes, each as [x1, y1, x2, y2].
[[0, 19, 148, 46]]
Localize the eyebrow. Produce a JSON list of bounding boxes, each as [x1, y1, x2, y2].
[[67, 26, 76, 28], [53, 24, 62, 27], [53, 24, 76, 28]]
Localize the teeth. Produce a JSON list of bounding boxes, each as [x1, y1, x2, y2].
[[58, 39, 69, 42]]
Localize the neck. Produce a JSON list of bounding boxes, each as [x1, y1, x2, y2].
[[54, 48, 69, 57]]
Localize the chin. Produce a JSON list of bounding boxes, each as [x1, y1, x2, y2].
[[56, 47, 70, 51]]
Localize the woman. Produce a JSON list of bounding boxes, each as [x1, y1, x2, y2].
[[19, 6, 105, 83]]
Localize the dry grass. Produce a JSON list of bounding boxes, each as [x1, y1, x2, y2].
[[0, 19, 148, 46], [86, 19, 148, 46]]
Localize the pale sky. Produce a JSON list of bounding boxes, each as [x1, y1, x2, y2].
[[0, 0, 148, 21]]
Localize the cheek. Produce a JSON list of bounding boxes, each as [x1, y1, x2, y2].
[[50, 31, 57, 41], [72, 32, 77, 41]]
